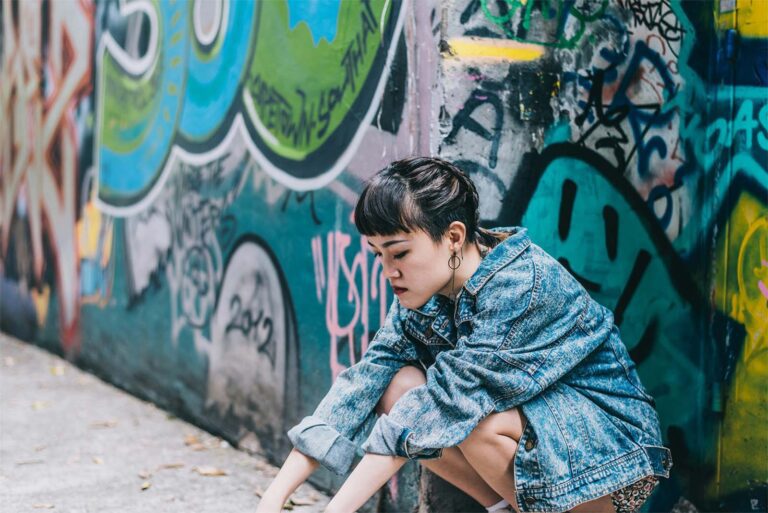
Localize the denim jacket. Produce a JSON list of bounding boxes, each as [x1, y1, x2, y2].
[[288, 227, 672, 512]]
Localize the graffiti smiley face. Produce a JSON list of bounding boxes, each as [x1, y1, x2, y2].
[[508, 143, 707, 438]]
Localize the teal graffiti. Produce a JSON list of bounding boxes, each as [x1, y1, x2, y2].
[[512, 144, 709, 451]]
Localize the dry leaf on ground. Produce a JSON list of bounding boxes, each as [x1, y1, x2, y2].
[[158, 462, 184, 470], [138, 470, 152, 479], [32, 504, 54, 510], [192, 466, 227, 477], [253, 460, 271, 471], [92, 456, 104, 465], [16, 459, 44, 466], [290, 496, 317, 506], [90, 420, 118, 429], [141, 481, 152, 490], [50, 365, 65, 376], [31, 401, 49, 411], [183, 434, 200, 445]]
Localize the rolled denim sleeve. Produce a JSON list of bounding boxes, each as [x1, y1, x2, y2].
[[360, 347, 525, 459], [287, 298, 420, 475]]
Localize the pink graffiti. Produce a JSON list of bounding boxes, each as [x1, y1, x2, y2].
[[388, 474, 399, 501], [312, 229, 390, 380], [759, 260, 768, 300]]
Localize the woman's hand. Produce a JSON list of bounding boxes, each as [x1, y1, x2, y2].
[[324, 453, 407, 513], [256, 448, 320, 513]]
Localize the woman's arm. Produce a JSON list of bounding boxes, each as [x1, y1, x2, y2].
[[325, 453, 407, 513], [255, 448, 320, 513], [285, 298, 424, 476]]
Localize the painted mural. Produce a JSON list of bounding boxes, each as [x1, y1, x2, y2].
[[1, 0, 765, 512]]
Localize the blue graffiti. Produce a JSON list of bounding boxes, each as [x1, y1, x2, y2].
[[180, 1, 256, 142], [286, 0, 343, 45]]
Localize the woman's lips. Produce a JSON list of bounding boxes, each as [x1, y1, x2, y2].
[[393, 286, 407, 295]]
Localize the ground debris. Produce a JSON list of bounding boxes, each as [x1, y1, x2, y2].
[[192, 466, 228, 477], [90, 419, 118, 429]]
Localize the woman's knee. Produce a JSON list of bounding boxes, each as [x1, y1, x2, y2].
[[459, 407, 526, 450], [376, 366, 426, 415]]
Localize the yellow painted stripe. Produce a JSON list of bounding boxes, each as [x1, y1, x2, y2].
[[445, 37, 545, 62]]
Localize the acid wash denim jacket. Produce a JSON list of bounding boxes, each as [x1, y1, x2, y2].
[[288, 227, 672, 512]]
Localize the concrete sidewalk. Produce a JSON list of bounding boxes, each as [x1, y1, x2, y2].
[[0, 334, 330, 513]]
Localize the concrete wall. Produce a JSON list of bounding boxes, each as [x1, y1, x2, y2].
[[1, 1, 765, 511]]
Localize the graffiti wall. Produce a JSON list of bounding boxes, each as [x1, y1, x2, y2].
[[438, 0, 767, 510], [1, 0, 765, 511]]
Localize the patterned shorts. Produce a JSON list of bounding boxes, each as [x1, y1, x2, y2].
[[611, 476, 659, 513]]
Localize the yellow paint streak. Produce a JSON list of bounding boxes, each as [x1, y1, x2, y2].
[[76, 202, 106, 259], [445, 37, 545, 62], [716, 0, 768, 37], [713, 191, 768, 495], [30, 286, 51, 328]]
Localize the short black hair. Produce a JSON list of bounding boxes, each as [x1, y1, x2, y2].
[[354, 156, 489, 245]]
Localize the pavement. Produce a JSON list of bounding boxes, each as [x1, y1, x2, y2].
[[0, 333, 330, 513]]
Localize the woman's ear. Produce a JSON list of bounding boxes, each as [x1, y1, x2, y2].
[[447, 221, 467, 252]]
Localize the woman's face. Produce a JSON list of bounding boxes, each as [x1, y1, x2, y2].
[[367, 229, 454, 310]]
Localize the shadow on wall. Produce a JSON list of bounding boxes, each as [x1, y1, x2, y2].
[[0, 277, 38, 342]]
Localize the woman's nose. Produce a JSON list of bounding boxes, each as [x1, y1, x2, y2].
[[383, 264, 401, 279]]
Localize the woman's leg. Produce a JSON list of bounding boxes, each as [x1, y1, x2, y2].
[[458, 409, 617, 513], [377, 366, 504, 508], [456, 408, 526, 511], [380, 369, 615, 512]]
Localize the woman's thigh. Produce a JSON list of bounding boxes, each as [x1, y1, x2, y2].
[[483, 408, 526, 441]]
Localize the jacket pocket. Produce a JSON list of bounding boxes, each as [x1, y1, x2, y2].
[[405, 319, 453, 347]]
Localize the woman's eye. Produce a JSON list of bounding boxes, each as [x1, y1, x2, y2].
[[394, 251, 408, 260]]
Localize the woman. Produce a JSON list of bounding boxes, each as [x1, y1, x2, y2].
[[256, 157, 671, 513]]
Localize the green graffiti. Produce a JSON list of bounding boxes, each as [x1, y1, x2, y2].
[[479, 0, 608, 48], [243, 0, 390, 160]]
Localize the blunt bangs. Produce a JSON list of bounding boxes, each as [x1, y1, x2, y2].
[[354, 173, 424, 237]]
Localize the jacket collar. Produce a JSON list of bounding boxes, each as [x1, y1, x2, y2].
[[463, 226, 530, 295], [413, 294, 451, 317]]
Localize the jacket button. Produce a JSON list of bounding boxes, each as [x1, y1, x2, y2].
[[524, 438, 536, 451], [524, 497, 536, 507]]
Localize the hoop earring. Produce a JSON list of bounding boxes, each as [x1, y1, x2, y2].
[[448, 250, 462, 300]]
